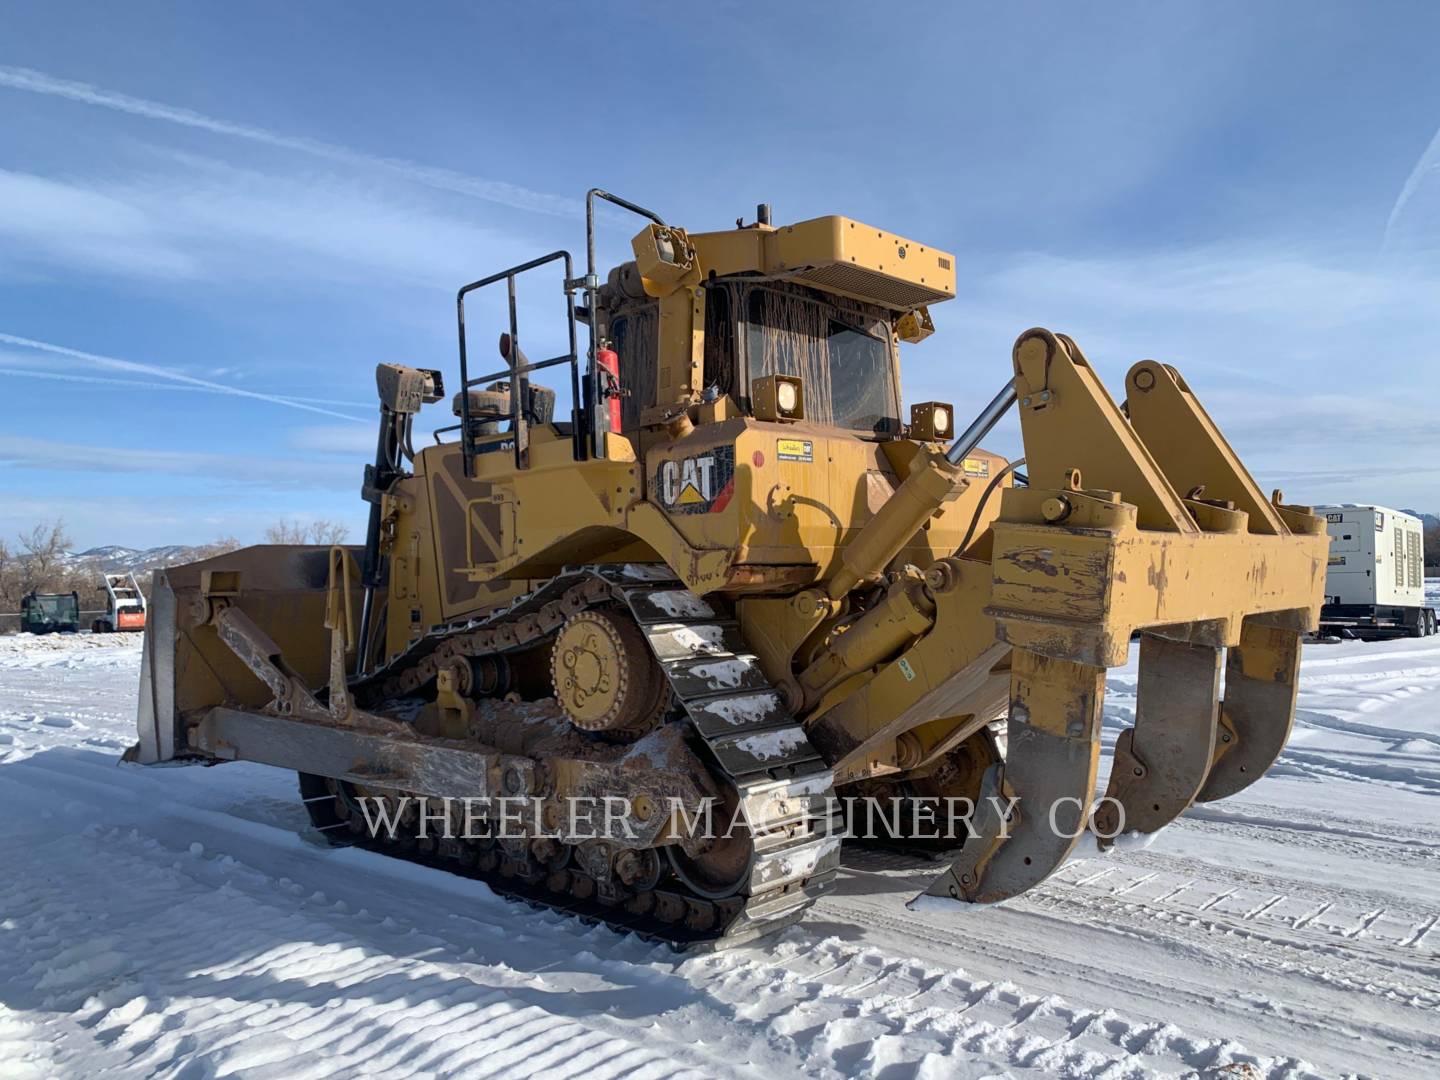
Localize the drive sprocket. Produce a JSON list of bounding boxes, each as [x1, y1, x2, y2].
[[549, 607, 669, 741]]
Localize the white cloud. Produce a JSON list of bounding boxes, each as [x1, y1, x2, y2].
[[981, 248, 1411, 325], [1385, 116, 1440, 256], [0, 169, 197, 279], [0, 157, 545, 295], [0, 334, 368, 422], [288, 425, 380, 455], [0, 434, 350, 489], [0, 65, 578, 217], [0, 350, 370, 410], [0, 493, 364, 550]]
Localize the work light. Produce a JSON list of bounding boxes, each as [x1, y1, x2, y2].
[[910, 401, 954, 442], [751, 375, 805, 421]]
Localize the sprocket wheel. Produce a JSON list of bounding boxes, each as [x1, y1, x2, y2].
[[550, 607, 669, 741]]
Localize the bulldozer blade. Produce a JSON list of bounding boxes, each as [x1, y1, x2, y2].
[[1092, 634, 1220, 848], [132, 545, 354, 765], [1197, 619, 1302, 803], [921, 650, 1104, 904]]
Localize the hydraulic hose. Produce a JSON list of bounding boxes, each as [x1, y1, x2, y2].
[[956, 457, 1026, 556]]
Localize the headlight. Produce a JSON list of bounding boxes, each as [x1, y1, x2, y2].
[[776, 380, 798, 414], [932, 407, 950, 435]]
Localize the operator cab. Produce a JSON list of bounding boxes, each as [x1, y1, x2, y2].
[[603, 275, 902, 436], [443, 194, 954, 477]]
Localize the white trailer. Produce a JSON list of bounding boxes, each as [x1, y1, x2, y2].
[[1315, 504, 1435, 639]]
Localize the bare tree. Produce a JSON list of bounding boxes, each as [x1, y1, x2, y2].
[[0, 521, 98, 618], [264, 520, 305, 545], [265, 519, 350, 545], [193, 535, 243, 559], [0, 537, 13, 611], [308, 521, 350, 545], [18, 520, 72, 593]]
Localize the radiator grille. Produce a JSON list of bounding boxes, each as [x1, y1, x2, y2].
[[794, 263, 952, 310]]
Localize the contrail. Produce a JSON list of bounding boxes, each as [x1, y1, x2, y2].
[[0, 65, 579, 218], [0, 365, 371, 409], [1383, 123, 1440, 252], [0, 333, 368, 422]]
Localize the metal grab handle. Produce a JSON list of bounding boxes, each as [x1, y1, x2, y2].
[[583, 189, 667, 456]]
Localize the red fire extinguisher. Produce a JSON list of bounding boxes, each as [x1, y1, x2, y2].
[[596, 348, 623, 432]]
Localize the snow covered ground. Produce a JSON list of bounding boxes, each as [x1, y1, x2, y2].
[[1, 620, 1436, 1079]]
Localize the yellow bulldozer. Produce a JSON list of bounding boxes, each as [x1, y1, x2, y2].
[[129, 192, 1328, 947]]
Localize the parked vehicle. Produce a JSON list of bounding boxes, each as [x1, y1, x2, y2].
[[1315, 504, 1436, 638], [93, 571, 147, 633], [20, 591, 80, 635]]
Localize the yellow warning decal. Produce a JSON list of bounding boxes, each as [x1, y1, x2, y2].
[[777, 438, 813, 463], [961, 457, 990, 478]]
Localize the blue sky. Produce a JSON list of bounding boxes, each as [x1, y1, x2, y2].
[[3, 2, 1440, 548]]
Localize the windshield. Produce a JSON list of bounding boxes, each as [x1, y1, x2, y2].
[[27, 595, 76, 617], [744, 288, 898, 433]]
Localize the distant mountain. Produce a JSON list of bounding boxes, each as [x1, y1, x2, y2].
[[59, 545, 208, 573]]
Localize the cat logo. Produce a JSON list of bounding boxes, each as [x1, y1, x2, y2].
[[655, 446, 736, 516], [662, 456, 714, 506]]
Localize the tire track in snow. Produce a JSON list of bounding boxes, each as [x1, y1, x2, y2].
[[5, 611, 1440, 1077], [818, 879, 1440, 1077], [0, 739, 1312, 1079]]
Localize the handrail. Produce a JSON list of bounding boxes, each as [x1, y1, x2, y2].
[[452, 191, 668, 472], [455, 250, 579, 474], [583, 190, 666, 457]]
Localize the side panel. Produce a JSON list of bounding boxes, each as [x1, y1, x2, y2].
[[416, 447, 532, 642], [1374, 510, 1426, 608], [396, 433, 641, 650], [1377, 511, 1399, 607], [645, 418, 1008, 580], [1407, 525, 1426, 600], [1322, 508, 1378, 606], [1315, 505, 1425, 610]]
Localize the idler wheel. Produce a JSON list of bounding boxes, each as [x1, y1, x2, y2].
[[666, 788, 754, 900]]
